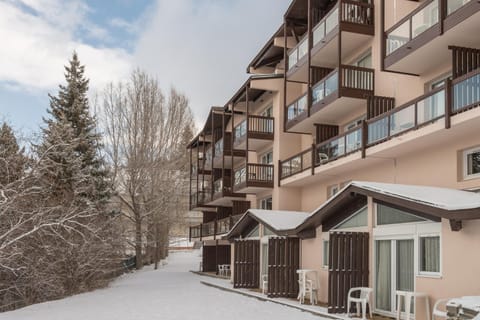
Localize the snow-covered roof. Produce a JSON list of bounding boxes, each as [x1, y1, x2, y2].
[[247, 209, 310, 231], [296, 181, 480, 233], [224, 209, 309, 239], [349, 181, 480, 211]]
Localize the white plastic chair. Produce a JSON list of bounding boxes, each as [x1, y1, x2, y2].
[[305, 279, 318, 305], [433, 298, 449, 320], [347, 287, 373, 320], [218, 265, 225, 276], [262, 274, 268, 294]]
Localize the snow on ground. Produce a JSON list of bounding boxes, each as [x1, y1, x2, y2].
[[0, 250, 326, 320]]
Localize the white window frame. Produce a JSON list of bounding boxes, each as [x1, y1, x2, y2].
[[259, 196, 273, 210], [260, 150, 273, 165], [417, 233, 442, 278], [322, 240, 329, 269], [463, 146, 480, 180]]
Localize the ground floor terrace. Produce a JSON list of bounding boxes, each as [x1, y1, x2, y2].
[[223, 183, 480, 320]]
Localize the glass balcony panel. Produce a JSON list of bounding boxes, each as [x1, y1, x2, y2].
[[390, 105, 415, 136], [417, 90, 445, 124], [234, 120, 247, 141], [453, 73, 480, 112], [368, 117, 389, 144], [386, 20, 410, 55], [318, 137, 345, 161], [298, 37, 308, 62], [325, 72, 338, 97], [346, 128, 362, 153], [213, 179, 223, 194], [234, 167, 246, 185], [297, 95, 307, 114], [325, 8, 339, 35], [447, 0, 471, 15], [313, 21, 326, 46], [214, 138, 223, 156], [312, 82, 325, 105], [288, 51, 298, 71], [412, 0, 439, 38]]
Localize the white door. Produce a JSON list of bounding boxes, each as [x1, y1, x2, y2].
[[375, 239, 415, 315]]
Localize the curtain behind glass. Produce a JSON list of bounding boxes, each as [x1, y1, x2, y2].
[[421, 237, 440, 272], [397, 240, 414, 313], [376, 240, 392, 311]]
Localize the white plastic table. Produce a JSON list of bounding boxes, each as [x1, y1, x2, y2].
[[296, 269, 318, 304], [396, 290, 430, 320]]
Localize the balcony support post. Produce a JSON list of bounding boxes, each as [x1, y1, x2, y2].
[[214, 218, 218, 240], [200, 223, 203, 241], [311, 144, 315, 175], [445, 78, 452, 129], [221, 111, 225, 196], [283, 20, 288, 132], [337, 2, 343, 95], [307, 0, 312, 116], [361, 120, 368, 159]]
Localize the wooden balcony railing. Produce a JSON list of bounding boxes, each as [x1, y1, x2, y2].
[[190, 190, 212, 209], [366, 87, 446, 146], [189, 214, 244, 240], [316, 126, 363, 165], [385, 0, 440, 56], [287, 65, 374, 126], [452, 68, 480, 114], [233, 163, 274, 191], [280, 147, 314, 179], [248, 115, 274, 137]]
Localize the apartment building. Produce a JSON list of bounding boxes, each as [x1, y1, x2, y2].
[[189, 0, 480, 318]]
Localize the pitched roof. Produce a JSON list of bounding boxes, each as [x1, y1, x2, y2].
[[224, 209, 309, 240]]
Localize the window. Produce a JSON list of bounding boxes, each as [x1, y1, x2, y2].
[[355, 50, 372, 68], [376, 204, 426, 225], [323, 240, 329, 268], [428, 74, 452, 91], [246, 225, 259, 238], [419, 236, 440, 274], [464, 147, 480, 179], [261, 151, 273, 165], [261, 105, 273, 117], [260, 197, 272, 210], [334, 206, 368, 229], [264, 226, 276, 236]]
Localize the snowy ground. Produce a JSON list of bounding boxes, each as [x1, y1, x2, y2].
[[0, 250, 327, 320]]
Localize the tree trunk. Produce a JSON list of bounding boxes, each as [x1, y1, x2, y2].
[[135, 214, 143, 270], [154, 221, 160, 270]]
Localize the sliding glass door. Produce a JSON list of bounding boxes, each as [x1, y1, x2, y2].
[[375, 239, 414, 315]]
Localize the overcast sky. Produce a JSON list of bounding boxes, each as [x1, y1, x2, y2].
[[0, 0, 291, 134]]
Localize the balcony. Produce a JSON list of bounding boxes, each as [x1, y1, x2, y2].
[[189, 190, 212, 210], [280, 148, 313, 180], [287, 0, 374, 81], [281, 67, 480, 184], [189, 214, 243, 241], [233, 163, 274, 194], [367, 88, 445, 146], [286, 65, 374, 133], [316, 126, 363, 165], [384, 0, 480, 74], [233, 115, 274, 150]]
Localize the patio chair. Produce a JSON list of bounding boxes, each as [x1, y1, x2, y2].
[[347, 287, 373, 320], [433, 298, 449, 320], [218, 264, 225, 276], [262, 274, 268, 294]]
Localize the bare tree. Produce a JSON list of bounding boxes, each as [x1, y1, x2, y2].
[[102, 70, 194, 269]]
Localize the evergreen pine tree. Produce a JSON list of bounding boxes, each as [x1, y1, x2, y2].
[[45, 52, 111, 204], [0, 123, 26, 185]]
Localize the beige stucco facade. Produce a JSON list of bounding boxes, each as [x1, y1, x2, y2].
[[189, 0, 480, 318]]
